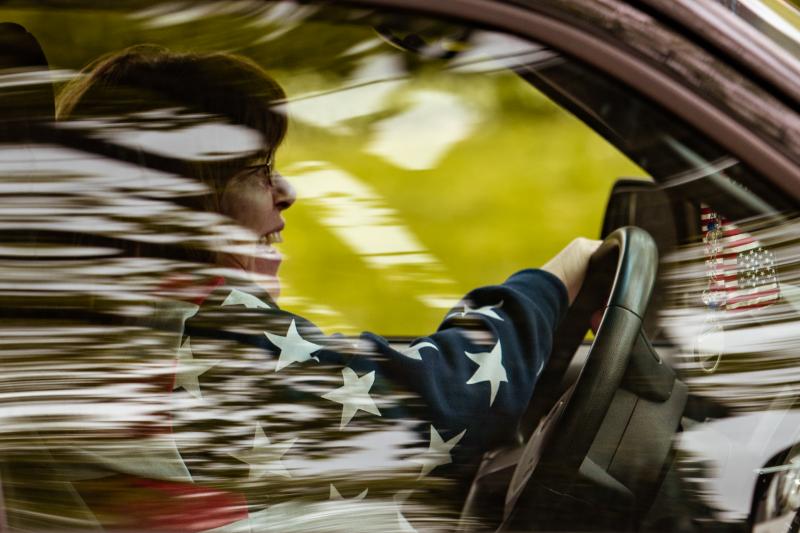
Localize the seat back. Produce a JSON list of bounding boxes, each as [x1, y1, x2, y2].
[[0, 21, 55, 533]]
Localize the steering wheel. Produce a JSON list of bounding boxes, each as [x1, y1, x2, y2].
[[500, 226, 659, 530]]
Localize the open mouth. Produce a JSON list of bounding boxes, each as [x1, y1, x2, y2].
[[258, 230, 283, 245], [250, 228, 284, 276]]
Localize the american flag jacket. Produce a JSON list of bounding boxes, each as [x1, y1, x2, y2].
[[14, 269, 566, 532]]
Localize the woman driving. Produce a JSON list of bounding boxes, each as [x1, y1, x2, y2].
[[51, 44, 600, 532]]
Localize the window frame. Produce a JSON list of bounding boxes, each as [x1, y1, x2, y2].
[[343, 0, 800, 205]]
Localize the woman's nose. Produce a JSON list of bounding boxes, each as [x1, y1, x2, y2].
[[271, 171, 296, 211]]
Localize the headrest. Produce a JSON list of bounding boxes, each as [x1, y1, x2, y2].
[[0, 22, 54, 132]]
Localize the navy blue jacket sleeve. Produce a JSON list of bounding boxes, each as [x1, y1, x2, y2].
[[355, 269, 568, 463]]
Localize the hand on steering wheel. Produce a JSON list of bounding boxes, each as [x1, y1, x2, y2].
[[541, 237, 602, 306], [503, 227, 659, 530]]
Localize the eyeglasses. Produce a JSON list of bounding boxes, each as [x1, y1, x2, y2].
[[238, 155, 275, 188]]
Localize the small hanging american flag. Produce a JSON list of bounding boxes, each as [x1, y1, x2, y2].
[[701, 206, 780, 311]]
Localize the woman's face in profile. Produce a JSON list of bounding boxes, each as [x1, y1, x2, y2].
[[221, 159, 296, 291]]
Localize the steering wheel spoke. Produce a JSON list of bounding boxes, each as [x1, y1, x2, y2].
[[506, 382, 576, 515]]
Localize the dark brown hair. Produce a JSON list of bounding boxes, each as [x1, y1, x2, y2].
[[56, 45, 288, 264], [58, 44, 288, 214]]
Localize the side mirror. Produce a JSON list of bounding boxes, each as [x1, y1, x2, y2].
[[600, 178, 685, 250], [600, 178, 682, 340], [602, 179, 656, 235]]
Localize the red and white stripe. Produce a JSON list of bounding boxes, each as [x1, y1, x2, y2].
[[701, 206, 780, 311]]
